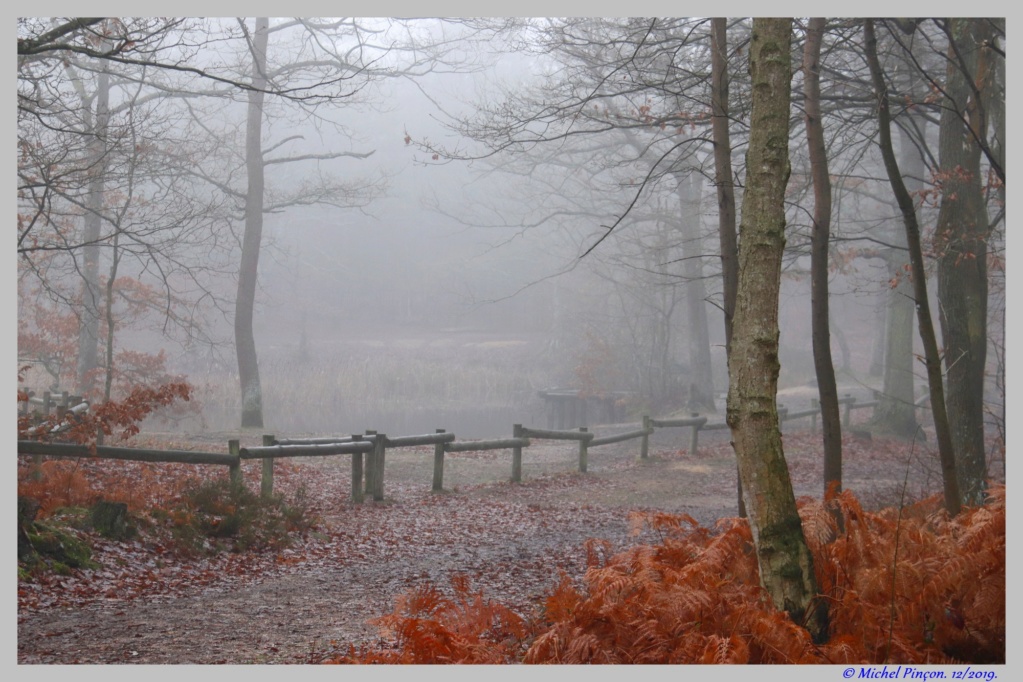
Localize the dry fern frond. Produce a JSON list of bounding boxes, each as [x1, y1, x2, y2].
[[699, 633, 750, 663], [344, 489, 1004, 665]]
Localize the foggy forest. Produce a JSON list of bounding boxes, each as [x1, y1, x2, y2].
[[17, 17, 1006, 667]]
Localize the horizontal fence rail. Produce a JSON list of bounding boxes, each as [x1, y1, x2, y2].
[[384, 432, 457, 448], [273, 436, 356, 446], [17, 441, 239, 466], [589, 428, 654, 447], [650, 416, 707, 428], [519, 427, 594, 442], [443, 437, 530, 452], [18, 388, 892, 504], [239, 442, 374, 459]]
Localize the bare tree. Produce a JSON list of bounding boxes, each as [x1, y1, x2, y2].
[[18, 18, 237, 400], [864, 18, 961, 517], [209, 17, 451, 427], [803, 17, 843, 494], [410, 18, 732, 414]]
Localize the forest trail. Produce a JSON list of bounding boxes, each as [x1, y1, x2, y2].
[[18, 426, 963, 663]]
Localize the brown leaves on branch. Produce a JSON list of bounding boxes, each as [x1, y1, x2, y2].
[[19, 381, 192, 446]]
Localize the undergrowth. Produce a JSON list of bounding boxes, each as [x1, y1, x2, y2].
[[157, 478, 317, 555], [335, 485, 1005, 664], [17, 458, 318, 567]]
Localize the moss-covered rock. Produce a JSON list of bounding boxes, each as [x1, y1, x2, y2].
[[19, 500, 98, 574], [29, 523, 95, 566], [89, 500, 136, 540]]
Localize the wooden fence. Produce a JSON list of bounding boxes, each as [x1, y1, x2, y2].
[[19, 390, 88, 429], [17, 392, 887, 504]]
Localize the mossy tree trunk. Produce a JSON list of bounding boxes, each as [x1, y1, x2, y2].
[[725, 17, 828, 643], [936, 18, 996, 506]]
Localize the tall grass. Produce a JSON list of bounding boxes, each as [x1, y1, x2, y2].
[[180, 341, 557, 438]]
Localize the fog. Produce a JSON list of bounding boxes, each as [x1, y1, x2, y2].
[[19, 18, 1002, 442]]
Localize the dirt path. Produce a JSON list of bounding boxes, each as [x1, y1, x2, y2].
[[17, 425, 961, 664]]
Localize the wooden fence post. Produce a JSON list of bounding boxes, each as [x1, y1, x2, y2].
[[843, 394, 854, 428], [351, 434, 364, 503], [810, 398, 819, 434], [372, 433, 387, 501], [363, 430, 377, 499], [640, 416, 650, 459], [688, 412, 700, 456], [578, 427, 588, 473], [261, 434, 275, 498], [32, 390, 49, 481], [432, 429, 446, 492], [228, 439, 242, 488], [512, 424, 523, 483]]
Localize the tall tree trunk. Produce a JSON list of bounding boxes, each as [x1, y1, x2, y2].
[[986, 22, 1002, 443], [710, 18, 739, 350], [726, 18, 827, 643], [803, 18, 842, 495], [710, 17, 745, 517], [76, 60, 110, 396], [102, 236, 121, 405], [873, 36, 925, 438], [864, 19, 961, 516], [872, 124, 923, 438], [868, 289, 885, 377], [677, 172, 715, 412], [236, 17, 269, 428], [936, 18, 994, 505], [98, 233, 122, 446]]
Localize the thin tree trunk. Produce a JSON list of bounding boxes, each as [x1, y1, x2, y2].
[[76, 60, 110, 396], [236, 17, 269, 428], [726, 17, 827, 643], [710, 17, 745, 518], [103, 236, 121, 405], [864, 19, 961, 516], [868, 289, 885, 377], [872, 124, 923, 438], [876, 247, 919, 435], [873, 40, 924, 438], [98, 234, 121, 447], [803, 17, 842, 495], [936, 18, 994, 505], [711, 18, 739, 350], [677, 172, 715, 412]]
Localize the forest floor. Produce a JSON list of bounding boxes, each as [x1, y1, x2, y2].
[[17, 421, 1000, 665]]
